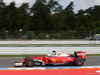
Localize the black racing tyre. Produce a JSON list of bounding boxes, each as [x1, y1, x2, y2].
[[25, 58, 34, 67], [74, 57, 84, 66]]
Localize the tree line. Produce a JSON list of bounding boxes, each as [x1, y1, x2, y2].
[[0, 0, 100, 33]]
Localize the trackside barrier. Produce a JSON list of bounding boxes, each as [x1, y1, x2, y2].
[[0, 41, 100, 44], [0, 47, 100, 55]]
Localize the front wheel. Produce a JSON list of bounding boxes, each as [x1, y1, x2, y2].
[[25, 58, 34, 67], [74, 57, 84, 66]]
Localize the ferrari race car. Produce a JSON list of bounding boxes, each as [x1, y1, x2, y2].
[[14, 51, 86, 67]]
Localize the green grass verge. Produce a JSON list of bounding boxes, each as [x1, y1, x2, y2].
[[0, 55, 46, 57], [86, 54, 100, 56], [0, 44, 100, 47], [0, 54, 100, 57]]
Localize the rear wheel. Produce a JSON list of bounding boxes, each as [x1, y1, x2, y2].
[[25, 58, 34, 67], [74, 57, 84, 66]]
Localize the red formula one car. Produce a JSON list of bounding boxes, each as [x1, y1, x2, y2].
[[14, 51, 86, 67]]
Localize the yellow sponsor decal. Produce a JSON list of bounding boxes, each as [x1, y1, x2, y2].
[[52, 58, 56, 62]]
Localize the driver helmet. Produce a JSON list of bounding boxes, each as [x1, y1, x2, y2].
[[52, 50, 56, 55]]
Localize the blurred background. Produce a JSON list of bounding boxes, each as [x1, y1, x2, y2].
[[0, 0, 100, 40]]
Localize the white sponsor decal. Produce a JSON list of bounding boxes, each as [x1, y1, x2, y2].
[[77, 53, 86, 57], [96, 71, 100, 73], [77, 53, 86, 55]]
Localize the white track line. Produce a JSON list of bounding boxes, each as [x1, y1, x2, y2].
[[0, 66, 100, 70]]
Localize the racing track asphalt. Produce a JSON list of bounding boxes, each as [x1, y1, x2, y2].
[[0, 56, 100, 68]]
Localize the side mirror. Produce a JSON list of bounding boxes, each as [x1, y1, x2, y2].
[[47, 54, 51, 57]]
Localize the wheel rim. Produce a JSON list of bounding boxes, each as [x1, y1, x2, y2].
[[75, 58, 83, 66], [28, 61, 33, 65], [26, 59, 34, 67], [77, 60, 82, 65]]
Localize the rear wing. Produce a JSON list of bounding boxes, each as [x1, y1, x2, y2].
[[74, 51, 86, 59]]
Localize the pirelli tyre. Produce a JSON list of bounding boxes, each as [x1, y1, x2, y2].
[[74, 57, 84, 66], [25, 57, 34, 67]]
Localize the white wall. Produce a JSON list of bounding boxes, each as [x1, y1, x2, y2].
[[0, 47, 100, 55], [0, 40, 99, 44]]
